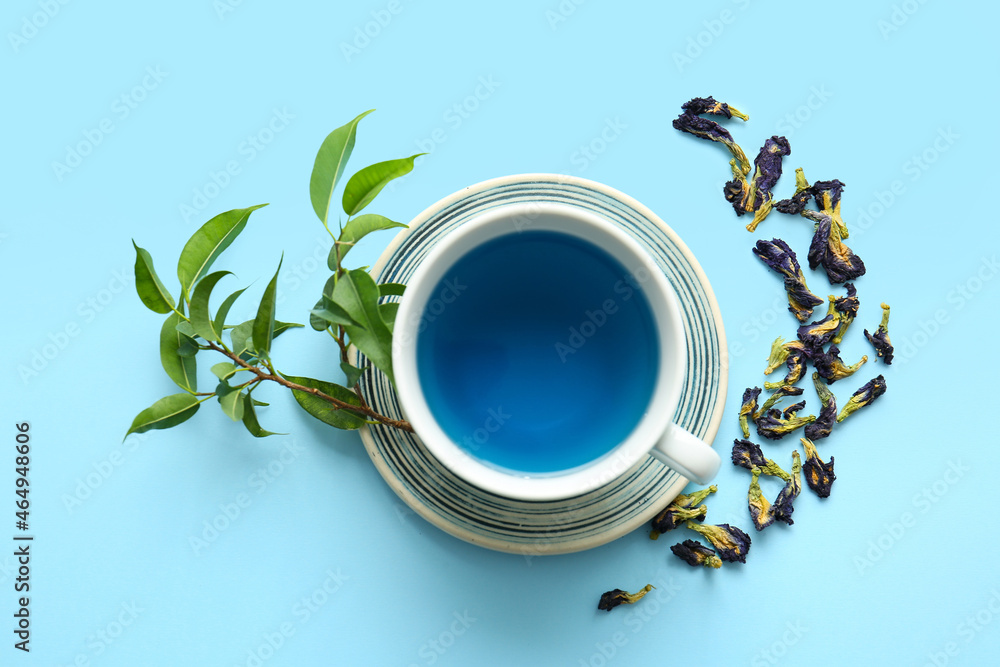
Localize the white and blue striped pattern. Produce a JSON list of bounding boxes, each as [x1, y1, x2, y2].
[[356, 174, 727, 555]]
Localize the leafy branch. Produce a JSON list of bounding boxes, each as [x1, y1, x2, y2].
[[126, 110, 422, 440]]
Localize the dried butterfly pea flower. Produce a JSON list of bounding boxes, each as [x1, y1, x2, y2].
[[811, 179, 850, 237], [753, 385, 805, 421], [782, 400, 806, 418], [681, 96, 749, 120], [651, 502, 708, 537], [813, 345, 868, 384], [672, 101, 751, 175], [771, 451, 802, 525], [800, 437, 835, 498], [724, 136, 791, 232], [764, 347, 808, 391], [673, 485, 719, 509], [774, 168, 813, 214], [764, 337, 790, 375], [650, 485, 718, 538], [756, 408, 816, 441], [670, 539, 722, 569], [831, 284, 860, 344], [739, 387, 762, 438], [804, 372, 837, 441], [797, 299, 841, 348], [731, 439, 791, 480], [802, 180, 866, 284], [837, 375, 887, 423], [752, 238, 824, 322], [864, 302, 894, 365], [598, 584, 655, 611], [684, 522, 751, 564], [748, 466, 775, 531]]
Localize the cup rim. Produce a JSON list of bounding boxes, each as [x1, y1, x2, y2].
[[392, 201, 687, 500]]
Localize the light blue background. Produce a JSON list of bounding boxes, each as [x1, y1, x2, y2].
[[4, 1, 999, 665]]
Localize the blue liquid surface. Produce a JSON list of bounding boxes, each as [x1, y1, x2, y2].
[[416, 231, 660, 474]]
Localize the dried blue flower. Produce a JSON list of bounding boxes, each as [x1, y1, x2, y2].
[[797, 299, 841, 349], [774, 189, 812, 214], [598, 585, 655, 611], [650, 484, 717, 538], [670, 539, 722, 569], [756, 408, 816, 441], [813, 344, 868, 384], [831, 284, 860, 344], [764, 337, 790, 375], [804, 372, 837, 440], [739, 387, 762, 438], [748, 466, 775, 531], [684, 522, 751, 564], [764, 347, 808, 391], [864, 302, 894, 365], [752, 238, 824, 322], [800, 437, 835, 498], [837, 375, 887, 422], [782, 400, 806, 418], [771, 451, 802, 525], [802, 180, 866, 284], [673, 98, 751, 174], [724, 136, 792, 232], [681, 96, 749, 120], [731, 439, 791, 480], [753, 385, 805, 421]]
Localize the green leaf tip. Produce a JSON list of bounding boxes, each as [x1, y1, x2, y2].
[[190, 270, 232, 341], [310, 110, 375, 225], [341, 154, 424, 217], [125, 393, 201, 438], [133, 240, 176, 314], [177, 204, 267, 296], [251, 255, 283, 359]]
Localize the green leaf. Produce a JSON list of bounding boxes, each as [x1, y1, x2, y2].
[[190, 271, 232, 341], [283, 374, 366, 430], [341, 154, 424, 216], [252, 256, 283, 358], [328, 214, 407, 269], [132, 241, 175, 314], [232, 318, 300, 358], [309, 298, 329, 332], [379, 302, 399, 333], [215, 381, 245, 422], [160, 313, 197, 392], [241, 393, 281, 437], [332, 269, 395, 385], [310, 110, 374, 225], [340, 361, 366, 388], [214, 287, 247, 338], [176, 337, 199, 357], [230, 320, 254, 357], [177, 204, 267, 296], [274, 321, 303, 337], [378, 282, 407, 298], [211, 362, 239, 381], [125, 393, 200, 438], [310, 295, 359, 328], [175, 320, 197, 338]]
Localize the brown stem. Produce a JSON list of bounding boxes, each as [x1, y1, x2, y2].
[[204, 341, 413, 433]]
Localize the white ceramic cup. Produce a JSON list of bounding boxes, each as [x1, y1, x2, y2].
[[392, 202, 721, 501]]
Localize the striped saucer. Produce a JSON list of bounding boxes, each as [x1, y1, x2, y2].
[[355, 174, 727, 555]]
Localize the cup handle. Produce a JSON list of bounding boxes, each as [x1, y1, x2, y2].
[[649, 423, 721, 485]]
